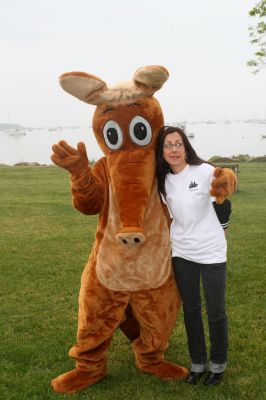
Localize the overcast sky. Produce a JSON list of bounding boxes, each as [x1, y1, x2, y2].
[[1, 0, 265, 127]]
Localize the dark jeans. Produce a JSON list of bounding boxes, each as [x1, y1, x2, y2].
[[172, 257, 228, 366]]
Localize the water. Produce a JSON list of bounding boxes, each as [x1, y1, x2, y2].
[[183, 121, 266, 160], [0, 126, 103, 165], [0, 121, 265, 165]]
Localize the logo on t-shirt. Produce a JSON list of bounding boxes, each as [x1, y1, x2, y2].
[[189, 181, 198, 189]]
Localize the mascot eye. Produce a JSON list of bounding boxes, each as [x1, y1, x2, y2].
[[103, 120, 123, 150], [129, 116, 152, 146]]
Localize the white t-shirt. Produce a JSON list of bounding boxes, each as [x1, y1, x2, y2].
[[163, 163, 227, 264]]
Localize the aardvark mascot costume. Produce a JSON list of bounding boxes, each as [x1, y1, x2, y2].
[[51, 65, 236, 394]]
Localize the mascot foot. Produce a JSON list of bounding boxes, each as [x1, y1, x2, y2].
[[139, 361, 189, 381], [51, 368, 104, 394]]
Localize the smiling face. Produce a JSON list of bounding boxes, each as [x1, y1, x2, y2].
[[163, 131, 187, 173]]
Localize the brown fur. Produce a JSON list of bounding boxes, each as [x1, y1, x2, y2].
[[51, 67, 189, 394]]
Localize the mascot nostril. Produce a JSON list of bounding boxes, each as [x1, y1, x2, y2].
[[116, 231, 146, 246], [50, 65, 189, 394]]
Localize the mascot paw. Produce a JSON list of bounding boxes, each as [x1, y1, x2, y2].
[[51, 368, 104, 394], [140, 361, 189, 381], [210, 167, 237, 204]]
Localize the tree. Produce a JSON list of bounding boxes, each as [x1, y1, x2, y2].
[[247, 0, 266, 74]]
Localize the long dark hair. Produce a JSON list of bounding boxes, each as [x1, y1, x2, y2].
[[155, 125, 206, 197]]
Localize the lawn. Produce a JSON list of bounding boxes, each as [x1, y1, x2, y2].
[[0, 163, 265, 400]]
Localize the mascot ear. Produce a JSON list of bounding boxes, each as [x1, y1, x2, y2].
[[59, 72, 107, 105], [133, 65, 169, 96]]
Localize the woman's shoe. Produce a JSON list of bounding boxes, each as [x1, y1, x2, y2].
[[203, 371, 223, 386], [186, 371, 206, 385]]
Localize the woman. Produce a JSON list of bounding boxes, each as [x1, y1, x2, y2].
[[156, 126, 231, 386]]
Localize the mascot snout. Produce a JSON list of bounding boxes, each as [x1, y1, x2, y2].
[[107, 149, 155, 246]]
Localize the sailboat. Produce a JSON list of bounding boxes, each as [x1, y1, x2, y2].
[[170, 122, 195, 138], [9, 129, 26, 136]]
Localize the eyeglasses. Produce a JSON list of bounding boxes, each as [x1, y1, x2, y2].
[[163, 142, 184, 150]]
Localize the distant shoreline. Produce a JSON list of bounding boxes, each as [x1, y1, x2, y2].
[[1, 118, 266, 132]]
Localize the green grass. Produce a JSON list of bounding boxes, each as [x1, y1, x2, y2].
[[0, 163, 265, 399]]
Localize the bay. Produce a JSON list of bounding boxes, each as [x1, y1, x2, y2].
[[0, 121, 265, 166]]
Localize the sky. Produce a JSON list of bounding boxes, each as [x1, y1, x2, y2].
[[0, 0, 265, 127]]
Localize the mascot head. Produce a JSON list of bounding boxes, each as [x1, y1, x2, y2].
[[59, 66, 169, 245]]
